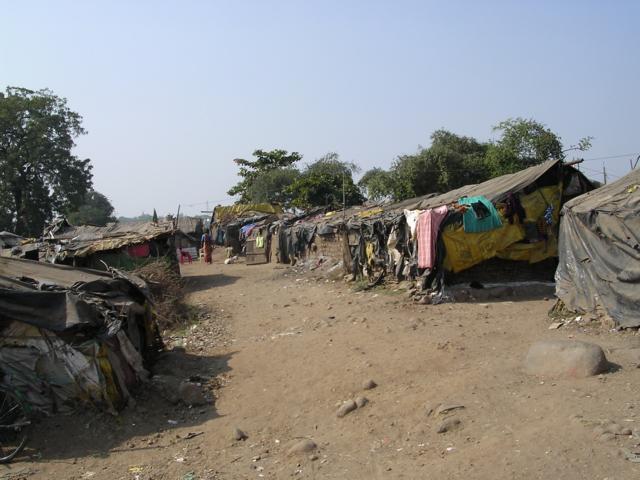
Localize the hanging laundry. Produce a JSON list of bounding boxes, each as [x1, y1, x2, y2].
[[255, 234, 265, 248], [458, 196, 502, 233], [404, 209, 422, 240], [416, 205, 449, 269]]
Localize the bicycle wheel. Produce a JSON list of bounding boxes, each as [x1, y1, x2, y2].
[[0, 389, 30, 463]]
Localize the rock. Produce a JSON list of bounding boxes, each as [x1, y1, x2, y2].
[[604, 423, 622, 435], [336, 400, 357, 418], [620, 427, 633, 436], [151, 374, 182, 404], [362, 379, 377, 390], [178, 381, 207, 406], [232, 427, 247, 441], [287, 439, 317, 455], [435, 404, 465, 416], [436, 418, 461, 433], [524, 340, 609, 378], [599, 432, 616, 442], [355, 396, 368, 409]]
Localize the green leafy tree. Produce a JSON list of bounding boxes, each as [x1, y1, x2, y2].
[[66, 190, 116, 226], [227, 149, 302, 203], [0, 87, 92, 236], [358, 168, 394, 201], [246, 167, 300, 204], [287, 153, 364, 209], [485, 118, 590, 176], [387, 130, 490, 200]]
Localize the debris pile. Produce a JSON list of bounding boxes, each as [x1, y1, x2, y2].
[[134, 259, 191, 330]]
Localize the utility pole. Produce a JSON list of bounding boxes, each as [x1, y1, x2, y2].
[[603, 163, 607, 185], [342, 171, 346, 222]]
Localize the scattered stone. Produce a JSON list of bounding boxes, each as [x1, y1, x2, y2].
[[620, 427, 633, 436], [548, 322, 564, 330], [435, 404, 465, 416], [232, 427, 247, 441], [178, 381, 208, 406], [599, 432, 616, 442], [337, 400, 357, 418], [524, 340, 609, 378], [309, 454, 319, 461], [355, 396, 368, 409], [151, 374, 182, 404], [362, 379, 377, 390], [604, 423, 623, 435], [436, 418, 461, 434], [288, 439, 317, 455]]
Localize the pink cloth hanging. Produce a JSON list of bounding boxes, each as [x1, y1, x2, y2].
[[416, 205, 449, 269]]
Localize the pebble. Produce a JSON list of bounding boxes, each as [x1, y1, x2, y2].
[[362, 379, 377, 390], [288, 439, 317, 455], [232, 427, 248, 441], [599, 432, 616, 442], [336, 400, 358, 418], [355, 396, 369, 408], [436, 418, 461, 434]]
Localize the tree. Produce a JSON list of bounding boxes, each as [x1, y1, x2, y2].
[[287, 153, 364, 209], [0, 87, 92, 236], [486, 118, 568, 176], [66, 190, 115, 226], [246, 167, 300, 204], [386, 130, 490, 200], [227, 149, 302, 203], [358, 168, 393, 201]]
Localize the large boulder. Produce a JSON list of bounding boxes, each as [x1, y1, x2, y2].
[[524, 340, 609, 378]]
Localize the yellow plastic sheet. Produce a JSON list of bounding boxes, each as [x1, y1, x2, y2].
[[496, 232, 558, 263], [519, 184, 562, 224], [442, 222, 525, 273]]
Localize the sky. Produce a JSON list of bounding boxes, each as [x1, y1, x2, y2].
[[2, 0, 639, 217]]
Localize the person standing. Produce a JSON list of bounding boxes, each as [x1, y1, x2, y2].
[[201, 231, 213, 264]]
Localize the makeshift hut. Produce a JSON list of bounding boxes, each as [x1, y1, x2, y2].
[[210, 203, 283, 256], [277, 160, 594, 301], [0, 257, 162, 414], [555, 168, 640, 328], [38, 218, 193, 270]]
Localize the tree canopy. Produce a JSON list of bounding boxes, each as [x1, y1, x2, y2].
[[227, 149, 302, 203], [0, 87, 93, 236], [359, 119, 591, 202], [66, 190, 115, 226], [286, 153, 364, 209]]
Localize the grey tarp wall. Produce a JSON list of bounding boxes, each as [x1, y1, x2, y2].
[[555, 169, 640, 327]]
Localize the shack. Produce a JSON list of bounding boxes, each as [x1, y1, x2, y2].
[[0, 257, 162, 414], [555, 168, 640, 328], [210, 203, 283, 258], [37, 218, 194, 271], [278, 160, 594, 301]]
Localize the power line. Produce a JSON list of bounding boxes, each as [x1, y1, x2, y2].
[[580, 152, 639, 163]]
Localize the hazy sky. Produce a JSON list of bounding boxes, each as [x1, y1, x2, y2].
[[2, 0, 639, 216]]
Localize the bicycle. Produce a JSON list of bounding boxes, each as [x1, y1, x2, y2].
[[0, 386, 30, 463]]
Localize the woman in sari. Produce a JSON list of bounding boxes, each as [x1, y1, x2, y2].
[[201, 231, 213, 264]]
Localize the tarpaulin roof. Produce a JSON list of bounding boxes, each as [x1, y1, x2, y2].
[[399, 159, 562, 211], [213, 203, 283, 225], [43, 218, 177, 258], [555, 168, 640, 327], [0, 257, 160, 413]]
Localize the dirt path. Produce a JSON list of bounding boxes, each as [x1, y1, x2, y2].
[[7, 250, 640, 479]]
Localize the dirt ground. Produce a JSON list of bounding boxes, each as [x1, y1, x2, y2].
[[5, 249, 640, 479]]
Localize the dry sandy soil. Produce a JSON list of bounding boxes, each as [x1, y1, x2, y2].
[[5, 249, 640, 479]]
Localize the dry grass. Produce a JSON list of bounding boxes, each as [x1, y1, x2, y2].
[[133, 260, 192, 330]]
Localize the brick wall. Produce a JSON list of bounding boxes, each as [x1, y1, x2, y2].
[[309, 233, 344, 260]]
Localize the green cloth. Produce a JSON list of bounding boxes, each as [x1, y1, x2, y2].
[[458, 196, 502, 233]]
